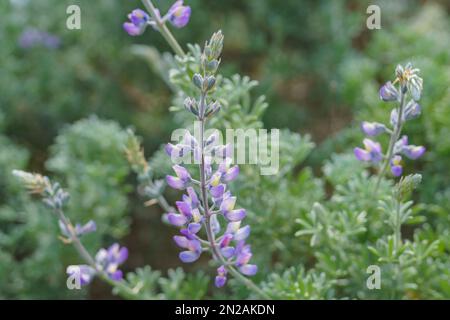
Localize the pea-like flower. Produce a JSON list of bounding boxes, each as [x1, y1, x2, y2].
[[379, 81, 399, 102], [66, 243, 128, 285], [95, 243, 128, 281], [174, 235, 202, 263], [123, 9, 150, 36], [402, 145, 426, 160], [59, 220, 96, 238], [234, 242, 258, 276], [167, 0, 192, 28], [215, 265, 227, 288], [390, 155, 403, 177], [404, 100, 421, 121], [354, 139, 383, 163], [361, 121, 386, 137], [166, 165, 192, 190], [220, 195, 247, 222], [66, 265, 96, 286]]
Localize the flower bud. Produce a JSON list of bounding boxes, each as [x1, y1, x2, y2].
[[193, 74, 203, 89], [379, 81, 399, 102], [404, 100, 421, 121], [203, 76, 216, 91]]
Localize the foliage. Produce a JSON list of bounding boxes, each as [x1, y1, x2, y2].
[[2, 0, 450, 300]]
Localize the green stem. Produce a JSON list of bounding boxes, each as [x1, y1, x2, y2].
[[197, 93, 270, 300], [393, 198, 402, 252], [374, 88, 406, 193], [141, 0, 186, 57]]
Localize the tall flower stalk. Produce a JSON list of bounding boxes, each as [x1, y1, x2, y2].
[[354, 63, 425, 192], [164, 31, 270, 299], [123, 1, 269, 298]]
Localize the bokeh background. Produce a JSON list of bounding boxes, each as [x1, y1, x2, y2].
[[1, 0, 450, 299]]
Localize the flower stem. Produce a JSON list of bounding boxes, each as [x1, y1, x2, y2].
[[55, 208, 138, 298], [375, 89, 406, 192], [196, 93, 270, 300], [141, 0, 185, 57]]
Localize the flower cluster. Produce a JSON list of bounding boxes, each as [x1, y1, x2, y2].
[[68, 243, 128, 286], [12, 171, 128, 288], [355, 63, 425, 177], [123, 1, 191, 36], [164, 31, 257, 288]]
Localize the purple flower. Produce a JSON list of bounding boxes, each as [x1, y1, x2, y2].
[[234, 225, 251, 241], [166, 165, 191, 190], [167, 212, 188, 226], [123, 22, 143, 36], [361, 121, 386, 137], [234, 242, 257, 276], [402, 145, 426, 160], [390, 108, 401, 127], [390, 155, 403, 177], [394, 135, 409, 154], [66, 265, 96, 286], [379, 81, 399, 102], [218, 161, 240, 182], [215, 265, 227, 288], [95, 243, 128, 281], [220, 195, 246, 222], [178, 238, 202, 263], [59, 220, 96, 238], [18, 28, 60, 49], [123, 9, 150, 36], [354, 138, 383, 163], [167, 1, 191, 28], [404, 100, 421, 121]]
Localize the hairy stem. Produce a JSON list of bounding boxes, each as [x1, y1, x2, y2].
[[197, 93, 270, 300], [375, 89, 406, 192], [141, 0, 185, 57]]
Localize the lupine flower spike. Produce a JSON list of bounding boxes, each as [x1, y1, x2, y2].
[[162, 31, 263, 296], [355, 63, 425, 188]]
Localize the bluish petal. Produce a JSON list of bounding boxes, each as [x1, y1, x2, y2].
[[188, 222, 201, 234], [391, 165, 403, 177], [166, 175, 185, 190], [215, 275, 227, 288], [176, 201, 192, 217], [225, 209, 246, 222], [239, 264, 258, 276], [117, 247, 128, 265], [167, 213, 188, 226], [179, 250, 200, 263], [173, 165, 191, 181], [379, 81, 399, 102], [109, 270, 123, 281], [173, 235, 189, 249], [220, 196, 236, 214], [234, 225, 250, 241], [123, 22, 144, 36], [402, 145, 426, 160], [354, 147, 371, 162], [224, 166, 239, 182], [210, 184, 225, 198], [221, 246, 235, 259]]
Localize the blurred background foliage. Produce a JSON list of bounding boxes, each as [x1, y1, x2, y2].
[[1, 0, 450, 299]]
